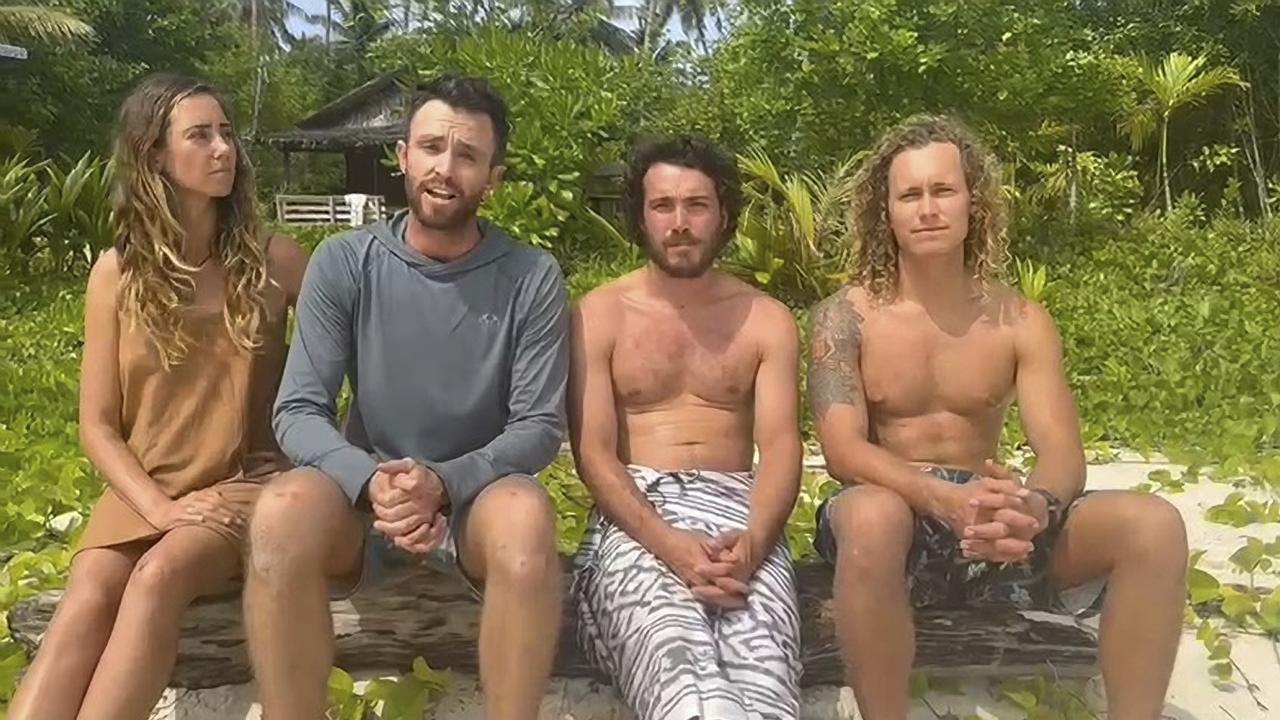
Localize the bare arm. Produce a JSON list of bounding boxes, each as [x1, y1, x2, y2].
[[746, 301, 803, 560], [808, 290, 953, 518], [567, 294, 674, 555], [267, 233, 309, 307], [1014, 301, 1086, 503], [78, 251, 170, 525]]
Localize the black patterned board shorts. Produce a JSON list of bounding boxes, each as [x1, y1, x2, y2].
[[813, 466, 1105, 614]]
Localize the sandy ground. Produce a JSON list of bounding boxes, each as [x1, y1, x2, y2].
[[148, 457, 1280, 720]]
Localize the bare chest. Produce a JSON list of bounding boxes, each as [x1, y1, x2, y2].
[[610, 308, 760, 409], [860, 313, 1016, 418]]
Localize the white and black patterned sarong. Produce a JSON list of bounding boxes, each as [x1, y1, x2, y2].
[[571, 465, 802, 720]]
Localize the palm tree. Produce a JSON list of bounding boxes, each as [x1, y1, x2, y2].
[[1118, 52, 1244, 212], [0, 4, 94, 45], [222, 0, 324, 49], [639, 0, 723, 54]]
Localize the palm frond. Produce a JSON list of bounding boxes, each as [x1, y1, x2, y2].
[[0, 6, 94, 45]]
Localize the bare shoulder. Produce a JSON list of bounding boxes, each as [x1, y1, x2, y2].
[[266, 234, 309, 303], [267, 233, 308, 271], [575, 271, 636, 319], [86, 248, 123, 299], [811, 284, 870, 332], [573, 272, 637, 349]]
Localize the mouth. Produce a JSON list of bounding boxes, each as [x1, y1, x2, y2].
[[422, 186, 458, 201], [913, 226, 948, 234], [210, 168, 232, 176]]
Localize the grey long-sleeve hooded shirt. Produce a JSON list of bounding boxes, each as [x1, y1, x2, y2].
[[273, 211, 569, 512]]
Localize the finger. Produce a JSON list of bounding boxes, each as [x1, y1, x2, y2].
[[395, 518, 445, 553], [709, 530, 743, 552], [963, 521, 1011, 540], [712, 575, 751, 596], [377, 457, 416, 474], [968, 492, 1021, 511], [372, 500, 422, 523], [391, 473, 427, 493], [373, 515, 429, 538], [993, 508, 1040, 536], [372, 487, 411, 509], [403, 515, 449, 553], [691, 584, 748, 609], [982, 459, 1019, 480], [694, 560, 737, 578], [978, 477, 1027, 496], [991, 536, 1034, 559], [962, 538, 1033, 563]]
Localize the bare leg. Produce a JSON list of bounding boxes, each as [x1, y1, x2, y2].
[[1049, 491, 1187, 720], [7, 545, 144, 720], [77, 527, 242, 720], [243, 469, 365, 720], [828, 485, 916, 720], [458, 476, 562, 720]]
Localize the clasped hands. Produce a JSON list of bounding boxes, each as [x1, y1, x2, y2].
[[939, 460, 1050, 564], [658, 527, 759, 611], [366, 457, 450, 554]]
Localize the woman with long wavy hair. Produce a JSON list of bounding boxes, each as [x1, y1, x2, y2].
[[8, 73, 308, 720]]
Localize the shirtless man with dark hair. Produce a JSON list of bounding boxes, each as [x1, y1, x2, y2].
[[810, 114, 1188, 720], [570, 135, 803, 720]]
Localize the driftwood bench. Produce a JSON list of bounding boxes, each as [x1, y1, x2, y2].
[[7, 560, 1098, 690]]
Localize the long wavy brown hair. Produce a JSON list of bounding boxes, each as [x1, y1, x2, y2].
[[110, 73, 269, 368], [849, 114, 1008, 301]]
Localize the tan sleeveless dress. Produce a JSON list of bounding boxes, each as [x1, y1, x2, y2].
[[77, 266, 291, 554]]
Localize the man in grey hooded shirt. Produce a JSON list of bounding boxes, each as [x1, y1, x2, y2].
[[245, 74, 569, 720]]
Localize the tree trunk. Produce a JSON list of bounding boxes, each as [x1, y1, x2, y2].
[[1241, 72, 1272, 219], [1067, 130, 1079, 224], [325, 0, 332, 52], [1160, 115, 1172, 212]]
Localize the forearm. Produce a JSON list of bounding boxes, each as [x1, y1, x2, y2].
[[745, 441, 801, 558], [274, 401, 377, 504], [577, 450, 674, 555], [81, 425, 171, 523], [1024, 450, 1086, 503], [824, 438, 954, 517], [425, 415, 563, 512]]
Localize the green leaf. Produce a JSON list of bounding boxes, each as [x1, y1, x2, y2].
[[1258, 588, 1280, 631], [1003, 689, 1039, 710], [1188, 568, 1221, 605], [909, 671, 929, 698], [1221, 588, 1257, 623], [1229, 538, 1266, 574]]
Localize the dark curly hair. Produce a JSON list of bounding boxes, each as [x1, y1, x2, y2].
[[622, 135, 743, 245]]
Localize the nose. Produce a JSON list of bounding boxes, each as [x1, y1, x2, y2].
[[919, 191, 939, 217], [672, 205, 691, 233], [211, 134, 232, 159]]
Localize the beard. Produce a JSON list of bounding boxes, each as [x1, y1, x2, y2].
[[405, 176, 484, 231], [642, 231, 729, 279]]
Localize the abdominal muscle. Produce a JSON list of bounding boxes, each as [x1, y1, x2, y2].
[[617, 400, 755, 473]]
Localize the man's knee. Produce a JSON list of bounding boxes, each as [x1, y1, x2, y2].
[[1112, 492, 1187, 567], [471, 477, 559, 585], [830, 486, 914, 555], [248, 468, 357, 580]]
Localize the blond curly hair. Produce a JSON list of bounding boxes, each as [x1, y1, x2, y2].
[[849, 114, 1009, 300], [110, 73, 270, 368]]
